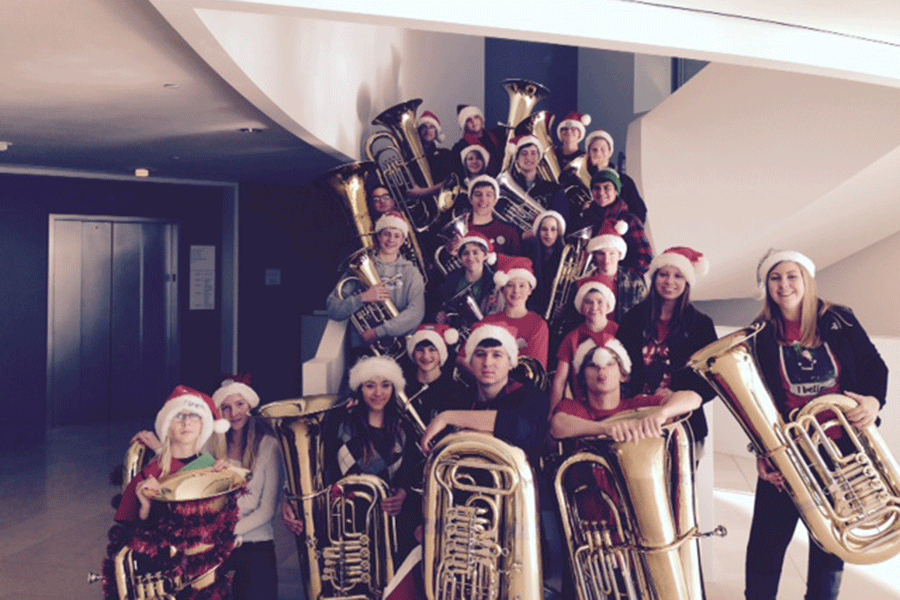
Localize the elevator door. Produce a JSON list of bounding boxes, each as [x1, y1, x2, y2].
[[48, 216, 178, 426]]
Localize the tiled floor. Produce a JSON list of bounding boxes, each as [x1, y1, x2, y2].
[[2, 424, 900, 599]]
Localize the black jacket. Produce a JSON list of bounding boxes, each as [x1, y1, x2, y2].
[[616, 299, 718, 442], [754, 304, 888, 419]]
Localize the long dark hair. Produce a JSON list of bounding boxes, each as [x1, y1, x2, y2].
[[346, 383, 405, 466], [641, 274, 696, 345]]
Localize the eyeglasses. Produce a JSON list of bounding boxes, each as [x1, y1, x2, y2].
[[372, 194, 392, 201], [173, 412, 202, 424]]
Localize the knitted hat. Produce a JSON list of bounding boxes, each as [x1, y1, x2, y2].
[[464, 322, 519, 367], [460, 144, 491, 170], [457, 104, 484, 130], [155, 385, 229, 449], [557, 112, 591, 141], [586, 220, 628, 257], [467, 174, 500, 199], [585, 129, 614, 154], [756, 249, 816, 300], [348, 355, 406, 393], [647, 246, 710, 288], [509, 134, 543, 157], [374, 210, 409, 239], [531, 210, 567, 239], [417, 110, 444, 143], [493, 254, 537, 289], [406, 324, 460, 366], [573, 338, 632, 376], [212, 375, 260, 409], [456, 230, 497, 265], [572, 274, 616, 314], [591, 168, 622, 194]]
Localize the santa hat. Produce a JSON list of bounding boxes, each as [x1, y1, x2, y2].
[[572, 274, 616, 314], [557, 112, 591, 141], [406, 324, 460, 366], [586, 220, 628, 257], [508, 134, 543, 157], [756, 249, 816, 300], [155, 385, 229, 449], [647, 246, 710, 288], [457, 104, 484, 130], [591, 168, 622, 194], [374, 210, 409, 239], [464, 322, 519, 367], [493, 254, 537, 289], [531, 210, 567, 239], [460, 144, 491, 169], [212, 374, 260, 410], [456, 230, 497, 265], [573, 338, 632, 376], [585, 129, 615, 154], [467, 174, 500, 199], [417, 110, 444, 143], [348, 355, 406, 393]]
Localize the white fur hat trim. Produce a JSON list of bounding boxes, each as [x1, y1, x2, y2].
[[646, 249, 709, 289], [531, 210, 567, 238], [467, 174, 500, 199], [494, 268, 536, 290], [460, 144, 491, 168], [374, 212, 409, 238], [464, 324, 519, 368], [406, 328, 459, 366], [456, 235, 497, 266], [572, 280, 616, 314], [348, 356, 406, 393], [573, 338, 632, 375], [586, 233, 627, 258], [756, 249, 816, 301], [585, 130, 614, 154], [155, 393, 224, 450], [212, 381, 260, 409], [457, 105, 484, 129]]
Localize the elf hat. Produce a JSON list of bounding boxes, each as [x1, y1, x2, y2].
[[647, 246, 710, 288], [406, 324, 460, 366], [348, 355, 406, 394], [557, 112, 591, 141], [464, 322, 519, 368], [572, 273, 616, 314], [493, 254, 536, 289], [155, 385, 229, 449]]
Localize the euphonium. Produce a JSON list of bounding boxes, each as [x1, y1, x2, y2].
[[439, 281, 485, 344], [423, 431, 543, 600], [336, 247, 406, 359], [499, 79, 550, 173], [554, 410, 725, 600], [260, 396, 399, 600], [514, 110, 562, 183], [688, 324, 900, 564], [543, 226, 594, 338], [561, 155, 593, 218], [433, 212, 469, 276], [495, 170, 548, 234]]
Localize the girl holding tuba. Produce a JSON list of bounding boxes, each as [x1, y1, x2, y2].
[[434, 231, 498, 326], [744, 249, 887, 600], [523, 210, 567, 318]]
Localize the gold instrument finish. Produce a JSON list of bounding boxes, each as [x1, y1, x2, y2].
[[495, 170, 547, 234], [322, 161, 379, 251], [336, 247, 406, 359], [561, 155, 593, 218], [499, 79, 551, 174], [439, 283, 485, 345], [122, 440, 149, 492], [688, 325, 900, 564], [423, 431, 543, 600], [554, 409, 723, 600], [261, 396, 400, 600], [543, 226, 594, 336], [514, 110, 562, 183], [433, 212, 469, 277]]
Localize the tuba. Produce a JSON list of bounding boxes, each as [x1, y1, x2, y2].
[[336, 247, 407, 359], [561, 155, 593, 219], [499, 79, 550, 174], [688, 324, 900, 564], [423, 431, 543, 600], [495, 170, 548, 234], [543, 226, 594, 339], [439, 281, 486, 345], [514, 110, 562, 183], [554, 410, 725, 600], [433, 212, 469, 277], [121, 440, 149, 491], [260, 396, 399, 600]]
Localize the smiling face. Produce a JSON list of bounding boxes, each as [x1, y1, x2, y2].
[[470, 344, 512, 388], [767, 261, 806, 318], [360, 377, 394, 415], [464, 150, 485, 176], [580, 289, 610, 320], [459, 242, 487, 272], [588, 137, 612, 168], [654, 265, 688, 302], [413, 342, 442, 373], [591, 180, 618, 207], [219, 394, 251, 431], [168, 410, 203, 447], [502, 277, 533, 308], [377, 226, 405, 254], [592, 247, 621, 277], [559, 125, 582, 146], [516, 144, 540, 174], [538, 216, 560, 248], [470, 184, 498, 216]]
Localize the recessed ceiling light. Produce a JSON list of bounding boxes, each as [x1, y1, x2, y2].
[[239, 127, 262, 134], [163, 83, 180, 89], [135, 168, 150, 178], [0, 141, 10, 151]]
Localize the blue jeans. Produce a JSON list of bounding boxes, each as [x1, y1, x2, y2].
[[745, 478, 843, 600]]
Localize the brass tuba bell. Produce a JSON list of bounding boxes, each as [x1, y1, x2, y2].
[[499, 79, 550, 174]]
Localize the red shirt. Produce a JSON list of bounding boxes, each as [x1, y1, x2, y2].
[[481, 310, 549, 368], [556, 321, 619, 400]]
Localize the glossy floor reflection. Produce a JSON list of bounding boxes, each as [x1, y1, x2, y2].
[[2, 424, 899, 599]]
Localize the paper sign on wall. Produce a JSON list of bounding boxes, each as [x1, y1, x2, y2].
[[189, 245, 215, 310]]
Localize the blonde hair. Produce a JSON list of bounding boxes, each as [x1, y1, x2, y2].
[[210, 415, 269, 470], [157, 428, 204, 478], [754, 261, 831, 347]]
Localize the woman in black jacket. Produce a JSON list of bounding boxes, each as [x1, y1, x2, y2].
[[744, 249, 886, 600], [616, 246, 717, 447]]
